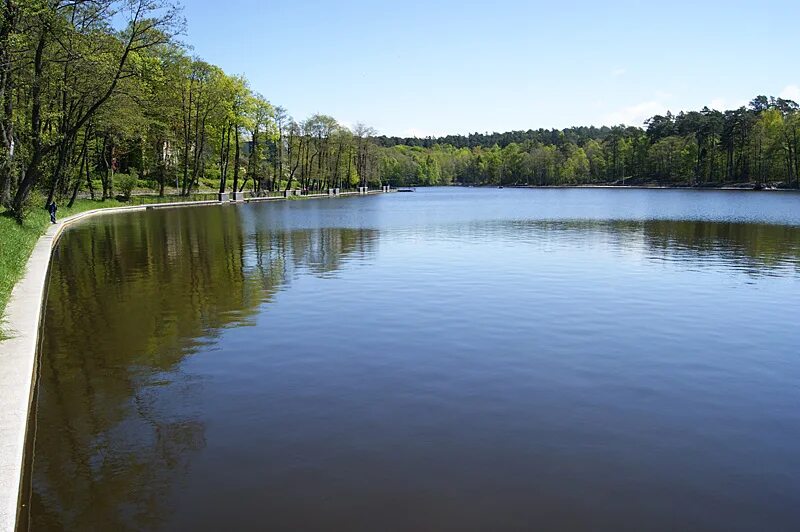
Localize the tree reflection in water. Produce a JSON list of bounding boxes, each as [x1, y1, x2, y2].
[[22, 201, 800, 530], [24, 205, 378, 531]]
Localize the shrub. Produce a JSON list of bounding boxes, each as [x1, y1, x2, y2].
[[117, 169, 138, 199]]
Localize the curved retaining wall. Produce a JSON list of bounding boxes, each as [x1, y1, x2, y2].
[[0, 200, 221, 530], [0, 191, 390, 532], [0, 191, 393, 530]]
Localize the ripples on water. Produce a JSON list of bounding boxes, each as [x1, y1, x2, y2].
[[24, 188, 800, 531]]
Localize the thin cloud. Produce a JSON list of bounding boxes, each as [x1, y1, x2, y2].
[[611, 68, 626, 77], [708, 97, 748, 111], [710, 98, 727, 110], [780, 85, 800, 103], [603, 100, 668, 126]]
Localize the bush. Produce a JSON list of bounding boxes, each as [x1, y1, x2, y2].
[[117, 170, 138, 199]]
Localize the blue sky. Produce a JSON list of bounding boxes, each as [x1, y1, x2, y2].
[[182, 0, 800, 137]]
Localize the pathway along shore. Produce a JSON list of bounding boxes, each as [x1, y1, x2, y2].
[[0, 189, 390, 531]]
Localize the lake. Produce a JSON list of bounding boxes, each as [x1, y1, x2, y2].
[[24, 188, 800, 530]]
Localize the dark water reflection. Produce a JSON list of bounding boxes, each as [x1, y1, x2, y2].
[[26, 205, 378, 530], [25, 189, 800, 531]]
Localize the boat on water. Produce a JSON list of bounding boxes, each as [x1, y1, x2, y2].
[[398, 187, 415, 192]]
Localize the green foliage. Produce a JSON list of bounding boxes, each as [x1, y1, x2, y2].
[[1, 0, 798, 229], [375, 96, 800, 187], [117, 171, 139, 199]]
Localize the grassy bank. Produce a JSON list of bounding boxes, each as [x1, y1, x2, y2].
[[0, 199, 124, 334]]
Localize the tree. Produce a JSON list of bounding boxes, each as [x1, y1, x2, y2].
[[0, 0, 19, 206], [782, 111, 800, 187], [353, 123, 377, 188], [246, 94, 274, 194], [10, 0, 182, 218]]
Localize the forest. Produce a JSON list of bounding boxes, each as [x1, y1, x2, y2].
[[0, 0, 383, 221], [2, 1, 800, 223], [377, 98, 800, 188]]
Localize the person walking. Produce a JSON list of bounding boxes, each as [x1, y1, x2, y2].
[[48, 201, 58, 224]]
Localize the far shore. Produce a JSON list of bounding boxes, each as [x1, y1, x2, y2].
[[450, 183, 800, 192]]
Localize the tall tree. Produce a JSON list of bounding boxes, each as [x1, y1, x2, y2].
[[10, 0, 182, 218]]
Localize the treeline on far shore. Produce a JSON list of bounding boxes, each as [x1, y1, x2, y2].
[[375, 96, 800, 189], [3, 3, 798, 225]]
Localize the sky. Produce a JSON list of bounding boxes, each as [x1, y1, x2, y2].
[[180, 0, 800, 137]]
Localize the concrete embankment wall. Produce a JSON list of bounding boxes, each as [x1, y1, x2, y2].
[[0, 190, 391, 531]]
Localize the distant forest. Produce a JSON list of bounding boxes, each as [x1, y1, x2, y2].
[[375, 96, 800, 188], [2, 2, 799, 223]]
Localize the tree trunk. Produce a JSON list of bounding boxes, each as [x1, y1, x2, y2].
[[10, 29, 47, 218], [67, 176, 80, 208], [232, 124, 240, 192], [0, 0, 17, 208], [277, 128, 283, 191], [218, 124, 228, 193], [99, 135, 112, 200], [346, 149, 352, 189], [793, 127, 800, 188], [157, 140, 166, 197], [46, 135, 72, 206], [67, 129, 90, 207], [85, 142, 95, 200], [181, 80, 194, 196], [332, 140, 342, 188]]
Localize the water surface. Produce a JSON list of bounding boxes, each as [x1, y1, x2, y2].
[[25, 188, 800, 530]]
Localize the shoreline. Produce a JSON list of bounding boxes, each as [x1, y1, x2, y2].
[[0, 190, 388, 531], [457, 183, 800, 192]]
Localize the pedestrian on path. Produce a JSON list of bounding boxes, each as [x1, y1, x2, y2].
[[48, 201, 57, 224]]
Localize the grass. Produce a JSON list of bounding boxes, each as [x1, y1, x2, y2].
[[0, 198, 124, 335]]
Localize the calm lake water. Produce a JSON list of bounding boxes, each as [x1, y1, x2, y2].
[[25, 188, 800, 531]]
